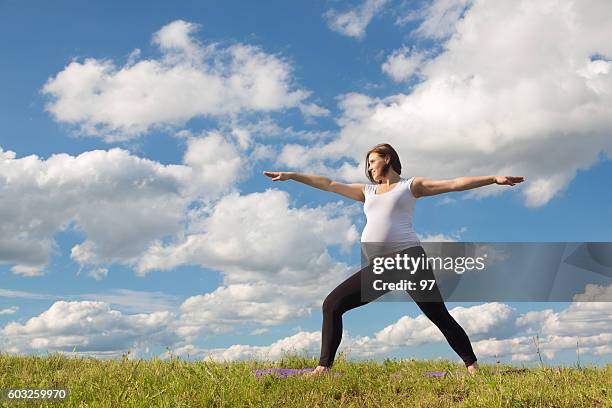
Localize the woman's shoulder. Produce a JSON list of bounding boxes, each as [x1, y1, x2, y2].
[[399, 176, 413, 186]]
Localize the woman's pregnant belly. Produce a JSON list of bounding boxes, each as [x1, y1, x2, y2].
[[361, 219, 418, 243]]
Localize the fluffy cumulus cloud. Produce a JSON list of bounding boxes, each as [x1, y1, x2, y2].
[[324, 0, 389, 39], [172, 331, 321, 361], [0, 301, 177, 356], [382, 46, 431, 82], [573, 283, 612, 302], [136, 190, 360, 276], [517, 302, 612, 338], [287, 0, 612, 208], [169, 301, 612, 363], [0, 123, 366, 340], [373, 302, 517, 347], [442, 302, 612, 362], [0, 137, 362, 335], [1, 298, 609, 362], [0, 132, 361, 281], [170, 329, 394, 361], [0, 131, 245, 276], [136, 189, 361, 337], [41, 20, 326, 141]]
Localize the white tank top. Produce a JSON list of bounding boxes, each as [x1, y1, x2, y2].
[[360, 177, 420, 259]]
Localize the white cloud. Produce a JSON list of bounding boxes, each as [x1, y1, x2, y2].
[[472, 332, 612, 362], [274, 140, 363, 181], [0, 301, 177, 355], [136, 189, 360, 277], [152, 20, 204, 59], [374, 302, 515, 346], [573, 283, 612, 302], [226, 117, 335, 145], [0, 137, 364, 333], [172, 331, 321, 361], [460, 302, 612, 361], [176, 283, 312, 339], [0, 133, 245, 275], [42, 20, 322, 141], [472, 336, 538, 361], [87, 267, 108, 281], [171, 329, 392, 361], [298, 102, 331, 118], [2, 299, 609, 362], [181, 132, 244, 197], [537, 302, 612, 337], [167, 301, 611, 363], [0, 306, 18, 315], [382, 46, 430, 81], [324, 0, 389, 39], [294, 0, 612, 207], [174, 258, 351, 339], [0, 147, 183, 274], [136, 189, 361, 336], [397, 0, 472, 40]]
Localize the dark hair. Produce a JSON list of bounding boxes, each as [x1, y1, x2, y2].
[[364, 143, 402, 184]]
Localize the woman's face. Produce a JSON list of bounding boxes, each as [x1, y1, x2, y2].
[[368, 153, 388, 182]]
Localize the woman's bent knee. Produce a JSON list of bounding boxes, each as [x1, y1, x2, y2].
[[322, 296, 340, 315]]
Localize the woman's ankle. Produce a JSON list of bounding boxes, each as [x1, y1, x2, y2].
[[467, 361, 479, 374], [306, 365, 331, 376]]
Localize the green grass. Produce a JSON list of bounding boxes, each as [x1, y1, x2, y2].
[[0, 353, 610, 407]]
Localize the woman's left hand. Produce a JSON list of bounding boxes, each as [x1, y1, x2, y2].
[[494, 176, 525, 186]]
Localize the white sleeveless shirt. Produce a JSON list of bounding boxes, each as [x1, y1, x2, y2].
[[360, 177, 420, 259]]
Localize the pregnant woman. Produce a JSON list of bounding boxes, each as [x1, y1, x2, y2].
[[263, 143, 524, 376]]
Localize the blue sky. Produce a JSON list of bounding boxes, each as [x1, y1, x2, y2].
[[1, 0, 611, 366]]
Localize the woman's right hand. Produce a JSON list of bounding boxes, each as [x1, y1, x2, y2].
[[262, 171, 292, 181]]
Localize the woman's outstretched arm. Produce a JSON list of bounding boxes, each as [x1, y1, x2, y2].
[[262, 171, 332, 191], [263, 171, 366, 202], [412, 175, 525, 198]]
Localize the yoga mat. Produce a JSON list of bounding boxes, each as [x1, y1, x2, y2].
[[423, 368, 527, 377], [254, 368, 343, 378]]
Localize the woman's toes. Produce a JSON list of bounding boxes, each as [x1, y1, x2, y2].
[[306, 366, 331, 376]]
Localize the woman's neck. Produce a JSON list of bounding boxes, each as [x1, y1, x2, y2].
[[379, 175, 401, 185]]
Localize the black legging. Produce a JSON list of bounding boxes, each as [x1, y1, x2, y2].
[[318, 245, 477, 367]]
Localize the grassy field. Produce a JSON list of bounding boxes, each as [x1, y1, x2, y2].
[[0, 353, 610, 407]]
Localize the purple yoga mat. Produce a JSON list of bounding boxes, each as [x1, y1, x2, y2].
[[423, 368, 527, 377], [254, 368, 343, 378]]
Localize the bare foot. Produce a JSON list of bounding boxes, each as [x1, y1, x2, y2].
[[467, 361, 479, 376], [305, 365, 331, 376]]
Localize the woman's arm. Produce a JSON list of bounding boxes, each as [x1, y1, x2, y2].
[[454, 175, 497, 191], [288, 172, 333, 191], [263, 171, 331, 191], [263, 171, 366, 202], [412, 175, 524, 198]]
